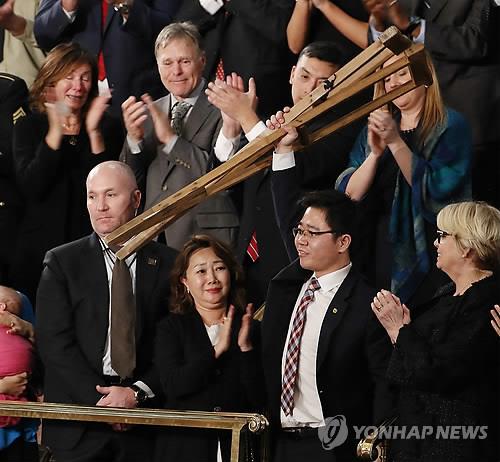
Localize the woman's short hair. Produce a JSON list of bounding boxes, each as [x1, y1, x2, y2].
[[30, 42, 98, 114], [437, 201, 500, 270], [154, 21, 203, 59], [169, 235, 246, 314], [373, 50, 445, 149]]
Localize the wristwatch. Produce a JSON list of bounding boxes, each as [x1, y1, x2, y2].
[[113, 1, 130, 16], [403, 16, 422, 38], [129, 384, 148, 405]]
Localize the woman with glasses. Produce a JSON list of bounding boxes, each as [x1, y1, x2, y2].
[[371, 201, 500, 462], [335, 51, 472, 305]]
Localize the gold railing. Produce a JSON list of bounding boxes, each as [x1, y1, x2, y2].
[[0, 401, 269, 462]]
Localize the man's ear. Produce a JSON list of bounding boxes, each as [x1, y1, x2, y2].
[[133, 189, 141, 210], [337, 234, 352, 254], [289, 65, 296, 85]]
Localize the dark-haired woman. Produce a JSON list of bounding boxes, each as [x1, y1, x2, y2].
[[154, 235, 263, 462]]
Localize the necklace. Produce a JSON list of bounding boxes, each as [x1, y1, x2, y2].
[[67, 135, 78, 146], [454, 270, 492, 295]]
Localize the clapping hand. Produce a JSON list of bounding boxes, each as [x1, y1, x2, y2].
[[214, 305, 235, 358], [85, 92, 111, 135], [142, 93, 176, 145], [206, 76, 259, 134], [238, 304, 254, 352], [371, 289, 410, 343]]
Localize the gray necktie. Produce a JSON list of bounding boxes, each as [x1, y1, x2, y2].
[[110, 249, 136, 379], [170, 101, 191, 135]]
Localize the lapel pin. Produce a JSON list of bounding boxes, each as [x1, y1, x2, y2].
[[147, 257, 158, 266], [332, 307, 338, 314]]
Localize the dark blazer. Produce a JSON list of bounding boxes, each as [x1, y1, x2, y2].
[[387, 276, 500, 462], [36, 233, 177, 450], [34, 0, 180, 117], [270, 106, 366, 260], [8, 112, 119, 303], [234, 170, 291, 306], [0, 73, 28, 284], [120, 92, 239, 250], [154, 310, 263, 462], [175, 0, 294, 117], [399, 0, 500, 147], [262, 261, 393, 461]]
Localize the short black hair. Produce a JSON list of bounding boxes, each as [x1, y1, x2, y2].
[[297, 41, 343, 67], [297, 190, 356, 238]]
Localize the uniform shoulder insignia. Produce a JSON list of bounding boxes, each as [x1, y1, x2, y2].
[[13, 106, 27, 124]]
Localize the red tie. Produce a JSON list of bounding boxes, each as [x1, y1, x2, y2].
[[246, 231, 259, 263], [215, 57, 225, 81], [281, 277, 321, 416], [98, 0, 108, 81]]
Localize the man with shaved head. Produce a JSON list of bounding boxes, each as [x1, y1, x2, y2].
[[36, 160, 177, 462]]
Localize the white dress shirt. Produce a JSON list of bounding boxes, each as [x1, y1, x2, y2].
[[280, 263, 352, 427]]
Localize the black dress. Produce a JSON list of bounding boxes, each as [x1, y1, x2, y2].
[[386, 276, 500, 462]]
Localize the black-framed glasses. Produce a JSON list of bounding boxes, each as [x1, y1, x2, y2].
[[436, 230, 451, 244], [292, 227, 336, 239]]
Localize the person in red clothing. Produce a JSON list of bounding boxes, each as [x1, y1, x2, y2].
[[0, 285, 34, 427]]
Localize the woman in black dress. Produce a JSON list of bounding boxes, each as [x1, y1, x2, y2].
[[372, 201, 500, 462]]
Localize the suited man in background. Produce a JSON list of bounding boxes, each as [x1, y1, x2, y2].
[[120, 21, 239, 251], [174, 0, 294, 118], [34, 0, 180, 119], [261, 190, 391, 462], [0, 73, 28, 285], [36, 161, 177, 462]]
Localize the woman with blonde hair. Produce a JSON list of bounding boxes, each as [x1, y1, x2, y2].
[[9, 42, 120, 303], [336, 51, 472, 305], [372, 201, 500, 461]]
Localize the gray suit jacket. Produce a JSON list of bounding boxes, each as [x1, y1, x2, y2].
[[121, 92, 239, 250]]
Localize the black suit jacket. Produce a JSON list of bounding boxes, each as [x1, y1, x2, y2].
[[261, 261, 392, 460], [154, 310, 263, 462], [0, 73, 28, 283], [36, 233, 177, 450], [400, 0, 500, 146]]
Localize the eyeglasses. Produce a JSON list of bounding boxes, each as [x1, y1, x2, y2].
[[292, 227, 336, 239], [436, 230, 451, 244]]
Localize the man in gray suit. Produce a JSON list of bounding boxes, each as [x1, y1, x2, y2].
[[120, 21, 239, 250]]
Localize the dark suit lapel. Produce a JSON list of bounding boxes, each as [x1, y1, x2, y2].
[[135, 244, 163, 341], [426, 0, 447, 21], [103, 3, 115, 37], [182, 93, 213, 142], [84, 234, 110, 362], [316, 269, 358, 369]]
